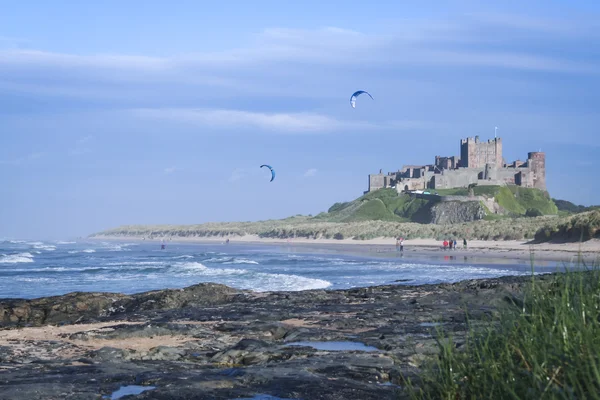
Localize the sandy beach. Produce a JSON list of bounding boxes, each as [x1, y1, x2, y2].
[[92, 234, 600, 264]]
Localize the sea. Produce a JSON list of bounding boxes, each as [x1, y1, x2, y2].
[[0, 239, 563, 299]]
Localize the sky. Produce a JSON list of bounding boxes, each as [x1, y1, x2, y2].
[[1, 0, 600, 240]]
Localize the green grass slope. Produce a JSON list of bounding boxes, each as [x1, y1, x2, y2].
[[313, 188, 433, 223], [437, 185, 558, 217], [553, 199, 600, 216], [534, 210, 600, 242]]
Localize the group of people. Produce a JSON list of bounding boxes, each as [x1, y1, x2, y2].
[[395, 237, 404, 252], [443, 238, 467, 250]]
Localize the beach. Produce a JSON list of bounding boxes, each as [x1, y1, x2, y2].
[[92, 234, 600, 264], [0, 273, 560, 399], [1, 238, 599, 398]]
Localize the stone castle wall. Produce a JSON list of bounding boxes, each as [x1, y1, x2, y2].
[[367, 136, 546, 193]]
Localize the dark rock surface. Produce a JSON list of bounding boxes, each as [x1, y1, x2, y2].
[[0, 275, 552, 399]]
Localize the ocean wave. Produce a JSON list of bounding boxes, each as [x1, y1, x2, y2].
[[67, 249, 96, 254], [250, 272, 332, 292], [56, 241, 76, 245], [175, 261, 247, 276], [0, 252, 35, 264], [15, 277, 55, 283], [33, 244, 56, 251], [223, 258, 259, 265], [174, 262, 330, 292], [173, 255, 193, 259], [205, 257, 259, 265]]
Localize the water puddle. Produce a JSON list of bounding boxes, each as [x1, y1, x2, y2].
[[105, 385, 156, 399], [285, 341, 380, 352], [377, 381, 402, 388]]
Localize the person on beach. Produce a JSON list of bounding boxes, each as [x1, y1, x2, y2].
[[443, 240, 448, 250], [448, 239, 453, 250], [463, 238, 467, 249], [453, 239, 457, 250], [400, 237, 404, 253]]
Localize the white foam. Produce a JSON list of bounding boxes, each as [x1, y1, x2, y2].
[[205, 256, 259, 265], [68, 249, 96, 254], [15, 277, 54, 282], [251, 272, 332, 292], [56, 241, 76, 245], [224, 258, 259, 265], [0, 252, 34, 264], [173, 255, 193, 259], [33, 244, 56, 251], [175, 262, 331, 292], [176, 261, 247, 276]]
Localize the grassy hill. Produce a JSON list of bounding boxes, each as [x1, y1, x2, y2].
[[315, 185, 558, 224], [435, 185, 558, 217], [312, 188, 432, 223], [553, 199, 600, 216], [92, 185, 571, 242], [534, 210, 600, 242]]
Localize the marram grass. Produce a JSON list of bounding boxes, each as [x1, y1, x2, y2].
[[403, 257, 600, 399]]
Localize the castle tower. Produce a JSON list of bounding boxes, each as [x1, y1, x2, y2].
[[368, 169, 386, 192], [527, 152, 546, 190], [460, 136, 503, 168]]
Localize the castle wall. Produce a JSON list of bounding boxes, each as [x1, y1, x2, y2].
[[368, 174, 385, 192], [396, 177, 427, 192], [432, 168, 482, 189], [528, 152, 546, 190], [367, 137, 545, 193]]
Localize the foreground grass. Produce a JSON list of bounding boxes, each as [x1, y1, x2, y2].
[[404, 262, 600, 399]]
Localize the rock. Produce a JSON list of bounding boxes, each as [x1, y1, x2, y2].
[[0, 273, 563, 399]]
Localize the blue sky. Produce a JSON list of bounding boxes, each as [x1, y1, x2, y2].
[[1, 0, 600, 239]]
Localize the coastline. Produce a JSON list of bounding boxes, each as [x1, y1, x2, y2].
[[0, 273, 566, 399], [90, 234, 600, 264]]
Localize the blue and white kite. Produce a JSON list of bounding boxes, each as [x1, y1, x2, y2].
[[350, 90, 374, 108], [260, 164, 275, 182]]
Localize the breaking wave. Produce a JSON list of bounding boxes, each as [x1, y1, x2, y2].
[[0, 252, 34, 264]]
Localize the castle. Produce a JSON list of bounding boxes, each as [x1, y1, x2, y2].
[[367, 136, 546, 193]]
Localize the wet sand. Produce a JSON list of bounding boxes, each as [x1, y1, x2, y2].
[[93, 235, 600, 264]]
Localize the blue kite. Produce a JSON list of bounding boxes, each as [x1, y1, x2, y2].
[[350, 90, 374, 108], [260, 164, 275, 182]]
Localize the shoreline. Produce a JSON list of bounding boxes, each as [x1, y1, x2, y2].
[[0, 273, 574, 399], [90, 234, 600, 264]]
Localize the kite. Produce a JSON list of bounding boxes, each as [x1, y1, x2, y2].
[[350, 90, 373, 108], [260, 164, 275, 182]]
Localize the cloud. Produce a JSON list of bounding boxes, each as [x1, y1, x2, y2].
[[163, 166, 178, 175], [0, 14, 597, 92], [130, 108, 377, 134], [0, 152, 44, 166], [303, 168, 318, 177], [228, 168, 246, 183]]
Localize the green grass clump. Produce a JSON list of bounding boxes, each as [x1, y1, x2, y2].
[[405, 263, 600, 399], [535, 210, 600, 242]]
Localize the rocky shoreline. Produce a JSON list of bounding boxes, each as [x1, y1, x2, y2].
[[0, 274, 549, 399]]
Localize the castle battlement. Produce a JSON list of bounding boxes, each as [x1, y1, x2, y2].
[[367, 136, 546, 193]]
